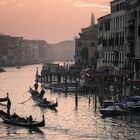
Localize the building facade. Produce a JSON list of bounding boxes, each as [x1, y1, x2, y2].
[[97, 0, 140, 79], [0, 35, 48, 66], [75, 13, 98, 69], [125, 0, 140, 79], [97, 0, 125, 70]]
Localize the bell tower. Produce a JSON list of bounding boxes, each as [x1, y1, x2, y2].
[[91, 12, 95, 26]]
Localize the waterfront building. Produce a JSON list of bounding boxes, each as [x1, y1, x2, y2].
[[21, 40, 31, 65], [125, 0, 140, 79], [0, 35, 23, 66], [22, 40, 48, 64], [75, 13, 98, 69], [97, 14, 111, 68], [0, 34, 48, 66], [97, 0, 125, 70]]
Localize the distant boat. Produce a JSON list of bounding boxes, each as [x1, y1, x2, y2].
[[16, 66, 20, 69], [119, 96, 140, 112], [0, 67, 6, 72]]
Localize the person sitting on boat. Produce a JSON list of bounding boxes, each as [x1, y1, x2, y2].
[[11, 113, 19, 121], [43, 98, 48, 103], [7, 97, 11, 115], [34, 82, 38, 91], [28, 115, 33, 123], [38, 89, 45, 100]]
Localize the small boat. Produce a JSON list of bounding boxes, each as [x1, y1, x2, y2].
[[37, 99, 58, 109], [99, 105, 126, 117], [0, 97, 8, 102], [62, 86, 77, 92], [0, 110, 45, 128], [0, 67, 6, 73], [119, 96, 140, 112], [52, 85, 64, 92], [103, 100, 114, 108], [29, 87, 58, 109], [16, 66, 20, 69], [41, 83, 51, 89], [51, 83, 78, 92]]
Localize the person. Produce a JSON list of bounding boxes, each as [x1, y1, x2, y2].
[[38, 89, 45, 100], [28, 115, 33, 123], [11, 113, 19, 121], [7, 98, 11, 115], [34, 82, 38, 91], [43, 98, 47, 103]]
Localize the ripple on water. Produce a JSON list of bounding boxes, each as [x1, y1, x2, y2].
[[0, 64, 140, 140]]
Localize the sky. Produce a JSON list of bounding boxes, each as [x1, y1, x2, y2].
[[0, 0, 111, 43]]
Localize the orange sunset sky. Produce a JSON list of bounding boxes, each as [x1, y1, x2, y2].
[[0, 0, 111, 43]]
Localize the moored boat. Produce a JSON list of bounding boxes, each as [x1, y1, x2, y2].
[[0, 110, 45, 128], [99, 105, 126, 117], [119, 96, 140, 112]]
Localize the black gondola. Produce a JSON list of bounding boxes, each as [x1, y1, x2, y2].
[[0, 110, 45, 128], [29, 87, 58, 109], [0, 97, 8, 102]]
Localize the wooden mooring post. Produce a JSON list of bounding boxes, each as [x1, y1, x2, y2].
[[75, 80, 78, 107]]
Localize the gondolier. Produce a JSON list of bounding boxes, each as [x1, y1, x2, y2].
[[34, 82, 38, 91], [7, 97, 11, 115], [38, 89, 45, 100]]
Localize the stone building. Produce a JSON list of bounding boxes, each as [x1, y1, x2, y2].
[[97, 0, 126, 70], [125, 0, 140, 79], [0, 35, 23, 66], [97, 14, 111, 68], [75, 13, 98, 69], [0, 34, 48, 66]]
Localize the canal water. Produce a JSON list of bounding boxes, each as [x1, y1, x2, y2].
[[0, 64, 140, 140]]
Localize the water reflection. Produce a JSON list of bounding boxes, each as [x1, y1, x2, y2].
[[0, 65, 140, 140], [0, 121, 45, 140]]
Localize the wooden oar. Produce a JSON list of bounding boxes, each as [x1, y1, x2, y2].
[[21, 86, 34, 96], [20, 97, 32, 104]]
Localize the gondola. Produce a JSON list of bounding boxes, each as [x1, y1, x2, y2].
[[29, 87, 58, 109], [37, 99, 58, 109], [0, 110, 45, 128], [0, 97, 8, 102]]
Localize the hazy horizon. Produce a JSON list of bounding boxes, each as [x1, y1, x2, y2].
[[0, 0, 111, 43]]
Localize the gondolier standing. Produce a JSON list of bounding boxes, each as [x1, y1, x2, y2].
[[34, 82, 38, 91], [7, 97, 11, 115], [38, 89, 45, 100]]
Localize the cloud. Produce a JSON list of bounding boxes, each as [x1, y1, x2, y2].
[[0, 0, 7, 6], [64, 0, 110, 11], [0, 0, 26, 8]]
